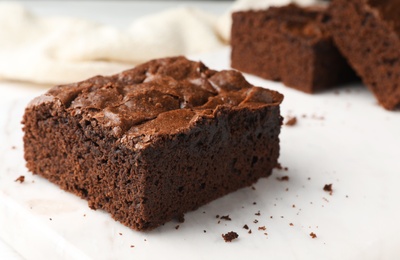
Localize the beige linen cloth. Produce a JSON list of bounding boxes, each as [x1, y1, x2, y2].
[[0, 0, 316, 85]]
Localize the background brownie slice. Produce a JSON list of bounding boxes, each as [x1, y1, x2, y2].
[[231, 4, 357, 94], [23, 56, 284, 231], [327, 0, 400, 110]]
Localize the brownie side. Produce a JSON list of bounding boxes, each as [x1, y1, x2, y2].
[[23, 57, 284, 231], [231, 4, 356, 93], [327, 0, 400, 110]]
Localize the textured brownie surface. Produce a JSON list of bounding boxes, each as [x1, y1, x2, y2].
[[23, 56, 284, 231], [231, 4, 356, 93], [327, 0, 400, 110]]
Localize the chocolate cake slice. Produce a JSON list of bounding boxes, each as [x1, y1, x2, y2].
[[327, 0, 400, 110], [23, 56, 284, 231], [231, 4, 356, 93]]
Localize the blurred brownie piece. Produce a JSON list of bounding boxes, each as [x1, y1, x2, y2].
[[327, 0, 400, 110], [231, 4, 356, 93]]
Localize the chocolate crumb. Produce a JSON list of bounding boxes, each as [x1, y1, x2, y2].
[[258, 226, 266, 231], [307, 177, 311, 180], [323, 184, 333, 195], [11, 146, 16, 150], [285, 116, 297, 126], [203, 230, 207, 233], [83, 214, 86, 217], [220, 215, 231, 221], [216, 215, 220, 218], [144, 239, 147, 242], [275, 162, 288, 170], [222, 231, 239, 242], [264, 233, 268, 236], [292, 204, 296, 208], [253, 219, 258, 223], [175, 225, 180, 230], [251, 186, 256, 190], [119, 233, 122, 236], [177, 214, 185, 223], [243, 224, 249, 230], [310, 232, 317, 239], [255, 211, 261, 216], [285, 188, 289, 191], [277, 176, 289, 181], [289, 223, 294, 226], [248, 230, 252, 234], [49, 218, 52, 221], [130, 245, 135, 248], [203, 211, 206, 214], [346, 195, 349, 198], [15, 175, 25, 183], [253, 202, 257, 205], [270, 216, 273, 219]]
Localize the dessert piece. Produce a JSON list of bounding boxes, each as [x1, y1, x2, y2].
[[327, 0, 400, 110], [23, 56, 284, 231], [231, 4, 356, 93]]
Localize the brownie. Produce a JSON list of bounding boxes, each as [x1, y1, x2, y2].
[[327, 0, 400, 110], [23, 56, 284, 231], [231, 4, 357, 93]]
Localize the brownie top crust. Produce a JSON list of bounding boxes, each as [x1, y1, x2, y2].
[[233, 4, 329, 42], [367, 0, 400, 34], [30, 56, 283, 142]]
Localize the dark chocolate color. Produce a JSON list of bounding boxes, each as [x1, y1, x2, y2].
[[231, 4, 356, 93], [23, 56, 283, 231], [327, 0, 400, 110]]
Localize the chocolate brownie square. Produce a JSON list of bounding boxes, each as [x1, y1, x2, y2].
[[327, 0, 400, 110], [23, 56, 284, 231], [231, 4, 356, 93]]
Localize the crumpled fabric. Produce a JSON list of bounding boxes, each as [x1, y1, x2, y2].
[[0, 0, 318, 85]]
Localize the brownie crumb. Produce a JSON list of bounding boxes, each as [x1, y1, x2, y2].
[[251, 186, 256, 190], [83, 214, 86, 217], [310, 232, 317, 239], [216, 215, 220, 218], [203, 230, 207, 233], [285, 116, 297, 126], [277, 176, 289, 181], [253, 202, 257, 205], [177, 214, 185, 223], [119, 233, 122, 236], [270, 216, 273, 219], [258, 226, 266, 231], [255, 211, 261, 216], [49, 218, 52, 221], [175, 225, 180, 230], [220, 215, 232, 221], [11, 146, 16, 150], [276, 163, 289, 170], [243, 224, 249, 230], [222, 231, 239, 242], [307, 177, 311, 180], [323, 184, 333, 195], [292, 204, 296, 208], [289, 223, 294, 226], [130, 245, 135, 248], [15, 175, 25, 183], [253, 219, 258, 224], [218, 220, 221, 224], [248, 230, 252, 234]]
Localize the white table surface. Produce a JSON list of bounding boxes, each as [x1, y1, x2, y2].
[[0, 1, 230, 259]]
